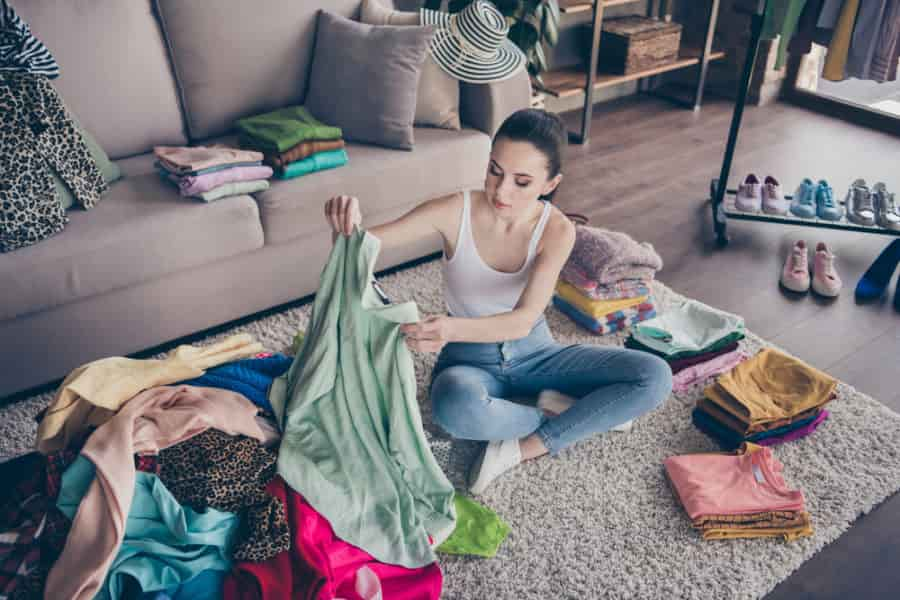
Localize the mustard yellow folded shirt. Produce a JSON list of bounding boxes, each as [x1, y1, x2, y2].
[[555, 280, 648, 320]]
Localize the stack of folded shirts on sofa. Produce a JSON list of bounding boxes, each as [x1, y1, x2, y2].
[[236, 105, 348, 179], [625, 298, 746, 381], [664, 442, 813, 541], [554, 227, 662, 335], [154, 145, 273, 202], [694, 347, 836, 449]]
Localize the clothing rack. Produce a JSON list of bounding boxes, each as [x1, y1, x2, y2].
[[709, 0, 900, 246]]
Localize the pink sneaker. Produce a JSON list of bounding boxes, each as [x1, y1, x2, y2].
[[811, 242, 841, 297], [735, 174, 762, 212], [781, 241, 810, 292], [762, 175, 789, 215]]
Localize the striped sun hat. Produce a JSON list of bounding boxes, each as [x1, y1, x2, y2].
[[420, 0, 525, 84]]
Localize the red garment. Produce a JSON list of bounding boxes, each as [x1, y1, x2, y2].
[[223, 477, 442, 600]]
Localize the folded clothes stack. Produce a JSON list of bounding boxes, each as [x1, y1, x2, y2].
[[236, 105, 348, 179], [694, 347, 836, 449], [154, 145, 272, 202], [554, 227, 662, 335], [665, 442, 813, 542]]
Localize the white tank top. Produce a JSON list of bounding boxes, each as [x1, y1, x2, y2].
[[443, 189, 553, 318]]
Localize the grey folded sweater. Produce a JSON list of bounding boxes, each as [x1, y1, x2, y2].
[[563, 226, 663, 285]]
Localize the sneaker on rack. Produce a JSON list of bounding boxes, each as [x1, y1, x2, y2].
[[762, 175, 789, 215], [735, 174, 762, 212], [815, 180, 843, 221], [846, 179, 876, 225], [873, 182, 900, 231], [780, 240, 810, 293], [811, 242, 842, 297], [789, 178, 817, 218]]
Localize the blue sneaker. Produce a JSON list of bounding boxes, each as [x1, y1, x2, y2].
[[815, 180, 843, 221], [790, 178, 816, 218]]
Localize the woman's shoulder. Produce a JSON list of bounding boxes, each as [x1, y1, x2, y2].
[[538, 204, 577, 252]]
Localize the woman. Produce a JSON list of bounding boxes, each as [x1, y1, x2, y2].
[[325, 109, 672, 494]]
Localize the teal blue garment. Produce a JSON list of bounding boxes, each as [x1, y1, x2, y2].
[[58, 456, 238, 600], [269, 230, 456, 569], [631, 299, 745, 357], [139, 569, 225, 600], [276, 148, 348, 179]]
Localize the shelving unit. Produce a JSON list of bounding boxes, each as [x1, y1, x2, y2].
[[709, 0, 900, 245], [540, 0, 725, 144]]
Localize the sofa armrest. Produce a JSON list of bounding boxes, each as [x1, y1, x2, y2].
[[458, 68, 532, 138]]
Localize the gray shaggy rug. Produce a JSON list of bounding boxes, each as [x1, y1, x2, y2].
[[3, 258, 900, 600]]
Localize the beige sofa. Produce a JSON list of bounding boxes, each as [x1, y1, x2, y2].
[[0, 0, 530, 399]]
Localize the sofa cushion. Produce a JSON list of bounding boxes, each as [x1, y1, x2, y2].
[[154, 0, 360, 141], [0, 170, 264, 322], [305, 11, 433, 151], [360, 0, 461, 131], [241, 126, 490, 245], [15, 0, 188, 160]]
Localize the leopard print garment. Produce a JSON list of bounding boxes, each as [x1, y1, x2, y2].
[[0, 72, 107, 252], [158, 428, 291, 562]]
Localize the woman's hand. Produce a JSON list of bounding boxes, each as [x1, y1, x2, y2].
[[325, 195, 362, 236], [400, 315, 454, 353]]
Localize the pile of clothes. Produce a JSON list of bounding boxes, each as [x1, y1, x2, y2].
[[236, 106, 348, 179], [0, 231, 511, 600], [625, 299, 748, 393], [664, 442, 813, 541], [693, 347, 836, 450], [554, 227, 662, 335], [154, 145, 273, 202]]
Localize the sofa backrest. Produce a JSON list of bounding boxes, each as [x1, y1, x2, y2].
[[16, 0, 189, 160], [153, 0, 363, 142]]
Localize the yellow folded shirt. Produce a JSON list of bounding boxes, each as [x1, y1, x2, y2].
[[555, 280, 648, 319], [36, 333, 264, 454]]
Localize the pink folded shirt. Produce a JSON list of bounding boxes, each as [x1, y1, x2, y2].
[[664, 445, 805, 520], [154, 145, 263, 174], [169, 165, 274, 196], [672, 349, 748, 393]]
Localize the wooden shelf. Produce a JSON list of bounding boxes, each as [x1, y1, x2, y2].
[[559, 0, 642, 14], [536, 48, 726, 98]]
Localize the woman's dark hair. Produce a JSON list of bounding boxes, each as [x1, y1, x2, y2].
[[493, 108, 567, 202]]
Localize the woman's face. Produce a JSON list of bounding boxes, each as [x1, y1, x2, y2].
[[485, 137, 561, 218]]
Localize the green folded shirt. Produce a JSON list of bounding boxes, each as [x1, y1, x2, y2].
[[277, 149, 348, 179], [236, 106, 342, 154], [629, 299, 745, 358], [437, 495, 511, 558], [193, 179, 270, 202]]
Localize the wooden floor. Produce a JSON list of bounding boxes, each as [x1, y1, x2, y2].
[[554, 94, 900, 599]]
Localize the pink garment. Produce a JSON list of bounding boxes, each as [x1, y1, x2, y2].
[[664, 445, 805, 520], [168, 165, 274, 196], [224, 477, 441, 600], [672, 350, 749, 393], [44, 385, 266, 600], [756, 410, 829, 447], [153, 145, 263, 174]]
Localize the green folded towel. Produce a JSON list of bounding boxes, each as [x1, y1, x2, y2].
[[236, 106, 342, 153], [277, 149, 349, 180]]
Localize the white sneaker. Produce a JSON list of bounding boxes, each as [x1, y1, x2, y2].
[[537, 389, 633, 432], [468, 439, 522, 495]]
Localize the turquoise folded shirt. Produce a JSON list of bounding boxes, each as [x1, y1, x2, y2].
[[269, 229, 456, 569], [277, 148, 348, 179], [58, 456, 238, 600], [236, 105, 342, 153], [631, 299, 745, 357]]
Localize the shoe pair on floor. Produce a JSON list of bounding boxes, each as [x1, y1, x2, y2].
[[856, 239, 900, 310], [845, 179, 900, 230], [735, 174, 789, 214], [781, 240, 841, 297]]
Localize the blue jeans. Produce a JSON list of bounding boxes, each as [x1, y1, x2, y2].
[[429, 318, 672, 455]]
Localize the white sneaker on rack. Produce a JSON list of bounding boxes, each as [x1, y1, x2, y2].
[[735, 174, 762, 212]]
